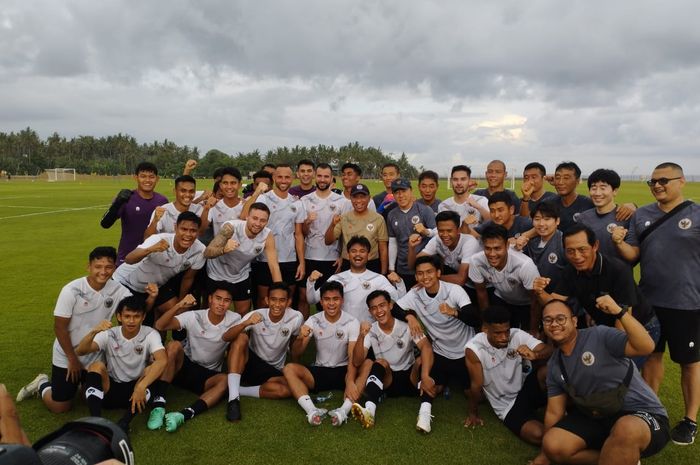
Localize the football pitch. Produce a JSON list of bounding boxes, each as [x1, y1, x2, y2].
[[1, 176, 698, 464]]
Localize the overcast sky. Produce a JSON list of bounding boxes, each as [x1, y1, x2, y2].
[[2, 0, 700, 177]]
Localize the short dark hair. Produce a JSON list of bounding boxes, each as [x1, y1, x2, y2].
[[135, 162, 158, 176], [347, 236, 371, 252], [116, 295, 147, 315], [249, 202, 271, 217], [175, 174, 196, 188], [262, 163, 277, 171], [488, 191, 514, 207], [212, 180, 221, 195], [524, 162, 547, 176], [268, 281, 290, 297], [587, 169, 620, 190], [381, 163, 400, 173], [320, 280, 344, 298], [316, 162, 333, 173], [531, 201, 560, 220], [297, 159, 315, 170], [435, 210, 461, 229], [542, 298, 575, 316], [562, 223, 597, 246], [253, 170, 273, 182], [480, 223, 508, 243], [176, 211, 202, 227], [483, 306, 511, 325], [212, 167, 226, 180], [415, 254, 442, 271], [654, 162, 684, 174], [209, 286, 233, 299], [220, 166, 242, 182], [366, 289, 391, 307], [555, 161, 582, 179], [275, 163, 292, 171], [341, 163, 362, 176], [89, 246, 117, 263], [418, 170, 439, 183], [451, 165, 471, 177]]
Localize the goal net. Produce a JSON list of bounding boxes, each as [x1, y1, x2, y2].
[[46, 168, 77, 182]]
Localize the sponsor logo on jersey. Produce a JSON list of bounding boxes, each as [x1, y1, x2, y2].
[[679, 218, 692, 230], [581, 351, 595, 366], [105, 298, 114, 308], [548, 253, 558, 264]]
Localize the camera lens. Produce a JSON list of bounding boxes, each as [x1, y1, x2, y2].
[[36, 428, 114, 465]]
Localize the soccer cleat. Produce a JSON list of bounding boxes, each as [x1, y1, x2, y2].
[[416, 411, 433, 434], [350, 403, 374, 429], [328, 407, 348, 426], [147, 407, 165, 430], [671, 417, 697, 445], [226, 398, 242, 422], [165, 412, 185, 433], [306, 408, 327, 426], [16, 373, 49, 402]]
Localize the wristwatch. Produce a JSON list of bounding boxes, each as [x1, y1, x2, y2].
[[615, 305, 629, 320]]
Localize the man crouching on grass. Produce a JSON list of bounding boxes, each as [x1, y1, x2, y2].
[[76, 295, 167, 434]]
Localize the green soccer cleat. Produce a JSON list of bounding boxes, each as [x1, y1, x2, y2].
[[165, 412, 185, 433], [147, 407, 165, 430]]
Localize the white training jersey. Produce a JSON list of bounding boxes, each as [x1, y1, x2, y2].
[[305, 312, 359, 368], [206, 220, 271, 283], [257, 191, 306, 263], [176, 309, 242, 371], [150, 202, 204, 234], [421, 233, 483, 270], [468, 249, 539, 306], [396, 281, 474, 360], [363, 319, 423, 371], [93, 326, 164, 383], [438, 195, 489, 224], [306, 269, 405, 322], [52, 277, 132, 368], [301, 191, 352, 261], [465, 329, 542, 419], [242, 308, 303, 370], [208, 199, 244, 236], [114, 233, 206, 291]]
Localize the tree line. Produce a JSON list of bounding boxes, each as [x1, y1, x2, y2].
[[0, 128, 421, 179]]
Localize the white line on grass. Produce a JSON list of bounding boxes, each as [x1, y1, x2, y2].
[[0, 205, 66, 209], [0, 205, 108, 220]]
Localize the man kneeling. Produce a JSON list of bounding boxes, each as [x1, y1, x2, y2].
[[351, 290, 436, 431]]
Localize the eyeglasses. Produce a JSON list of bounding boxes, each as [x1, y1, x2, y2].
[[646, 177, 681, 187], [542, 315, 569, 327]]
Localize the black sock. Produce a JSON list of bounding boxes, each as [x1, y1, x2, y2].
[[182, 399, 208, 421], [38, 381, 52, 398], [364, 363, 386, 404], [85, 372, 104, 417], [118, 408, 137, 429], [150, 380, 168, 408], [420, 391, 434, 403]]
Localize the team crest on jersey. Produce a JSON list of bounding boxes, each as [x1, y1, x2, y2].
[[281, 328, 290, 337], [183, 261, 191, 269], [644, 220, 651, 227], [134, 345, 144, 355], [573, 213, 581, 223], [394, 221, 399, 226], [548, 253, 558, 264], [362, 281, 370, 289], [135, 206, 141, 212], [507, 277, 519, 285], [396, 338, 405, 349], [366, 224, 375, 232], [336, 329, 345, 339], [507, 349, 518, 359], [105, 298, 114, 308], [329, 204, 337, 211], [581, 351, 595, 366], [290, 205, 297, 212], [83, 300, 89, 306], [606, 223, 617, 233], [679, 218, 692, 230], [254, 245, 263, 254], [411, 215, 420, 225], [468, 208, 475, 215], [514, 232, 521, 238]]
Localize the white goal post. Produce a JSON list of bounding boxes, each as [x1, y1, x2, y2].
[[46, 168, 77, 182]]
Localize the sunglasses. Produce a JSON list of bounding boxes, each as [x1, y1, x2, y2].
[[646, 177, 681, 187]]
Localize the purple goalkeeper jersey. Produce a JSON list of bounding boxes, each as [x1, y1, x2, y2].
[[116, 190, 168, 265]]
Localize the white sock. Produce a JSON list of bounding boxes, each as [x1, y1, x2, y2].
[[39, 385, 52, 399], [419, 402, 432, 415], [365, 401, 377, 417], [227, 373, 241, 401], [239, 385, 260, 398], [297, 395, 316, 415], [340, 398, 353, 414]]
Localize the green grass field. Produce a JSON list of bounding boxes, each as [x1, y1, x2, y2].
[[1, 176, 698, 464]]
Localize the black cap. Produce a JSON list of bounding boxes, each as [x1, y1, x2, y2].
[[350, 184, 370, 196], [391, 178, 412, 191]]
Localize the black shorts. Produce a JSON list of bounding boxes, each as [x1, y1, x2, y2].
[[206, 276, 252, 302], [341, 258, 381, 274], [554, 409, 670, 458], [128, 271, 184, 309], [301, 260, 337, 287], [502, 372, 547, 436], [104, 378, 137, 409], [241, 350, 282, 386], [50, 365, 87, 402], [308, 365, 347, 393], [252, 261, 298, 287], [492, 295, 531, 331], [386, 368, 418, 398], [430, 353, 470, 389], [654, 306, 700, 364], [173, 355, 221, 395]]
